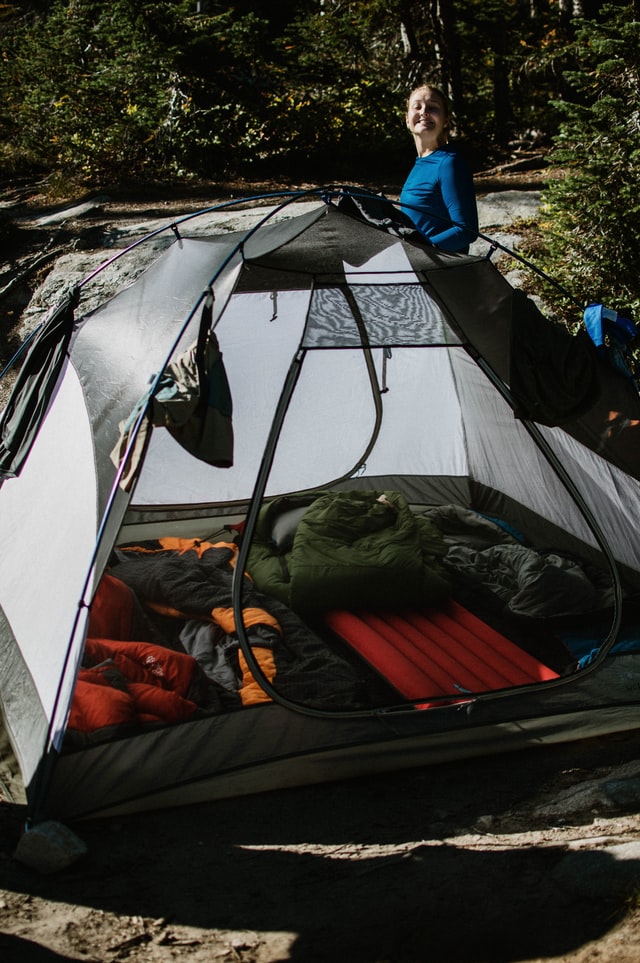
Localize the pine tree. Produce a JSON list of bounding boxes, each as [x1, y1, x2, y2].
[[538, 2, 640, 322]]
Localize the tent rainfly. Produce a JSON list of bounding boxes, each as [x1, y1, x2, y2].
[[1, 188, 640, 823]]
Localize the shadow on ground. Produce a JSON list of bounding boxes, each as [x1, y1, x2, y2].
[[1, 731, 639, 962]]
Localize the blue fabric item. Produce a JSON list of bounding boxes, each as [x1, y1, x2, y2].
[[583, 303, 639, 386], [578, 638, 640, 668], [583, 303, 637, 350], [400, 146, 479, 253], [561, 613, 640, 667], [477, 513, 526, 543]]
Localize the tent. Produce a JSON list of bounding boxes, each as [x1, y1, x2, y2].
[[1, 188, 640, 823]]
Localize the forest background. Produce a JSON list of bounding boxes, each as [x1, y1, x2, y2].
[[0, 0, 639, 324]]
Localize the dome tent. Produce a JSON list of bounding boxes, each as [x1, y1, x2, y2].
[[1, 188, 640, 823]]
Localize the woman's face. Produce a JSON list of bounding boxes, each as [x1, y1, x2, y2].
[[406, 88, 449, 148]]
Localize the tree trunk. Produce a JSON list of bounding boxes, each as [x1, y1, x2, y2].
[[491, 19, 514, 144], [399, 1, 419, 57], [398, 1, 427, 88], [427, 0, 464, 133], [558, 0, 604, 29]]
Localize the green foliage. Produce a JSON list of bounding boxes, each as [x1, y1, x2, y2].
[[0, 1, 294, 181], [252, 1, 408, 177], [2, 0, 566, 186], [156, 8, 283, 176], [531, 3, 640, 325], [1, 1, 194, 181], [0, 0, 636, 204]]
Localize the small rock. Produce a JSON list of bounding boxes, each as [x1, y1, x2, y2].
[[533, 763, 640, 822], [473, 814, 495, 832], [13, 820, 88, 874], [552, 841, 640, 899], [603, 776, 640, 809]]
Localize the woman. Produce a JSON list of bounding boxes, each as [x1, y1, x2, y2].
[[400, 85, 478, 254]]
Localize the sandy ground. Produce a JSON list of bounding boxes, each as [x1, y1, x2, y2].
[[1, 729, 640, 963], [1, 174, 639, 962]]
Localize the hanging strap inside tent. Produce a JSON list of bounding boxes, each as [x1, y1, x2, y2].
[[583, 303, 639, 392], [381, 347, 391, 393]]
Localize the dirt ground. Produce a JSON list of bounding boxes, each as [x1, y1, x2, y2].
[[1, 729, 640, 963], [1, 168, 640, 962]]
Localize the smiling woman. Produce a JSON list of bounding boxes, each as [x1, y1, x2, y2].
[[400, 84, 479, 253]]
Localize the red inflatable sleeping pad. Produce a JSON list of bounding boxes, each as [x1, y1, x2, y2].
[[324, 600, 559, 702]]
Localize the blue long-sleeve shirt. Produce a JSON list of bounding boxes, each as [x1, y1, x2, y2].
[[400, 146, 479, 253]]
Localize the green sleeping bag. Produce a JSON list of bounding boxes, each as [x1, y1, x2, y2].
[[247, 490, 452, 613]]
